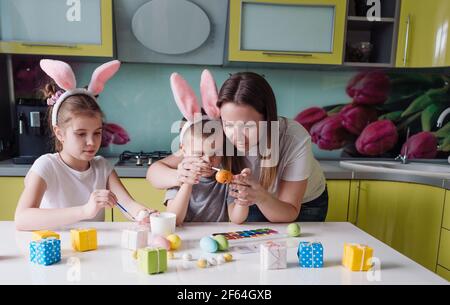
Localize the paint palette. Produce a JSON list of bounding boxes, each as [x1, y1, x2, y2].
[[211, 228, 286, 244]]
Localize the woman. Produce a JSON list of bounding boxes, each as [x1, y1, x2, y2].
[[147, 72, 327, 223]]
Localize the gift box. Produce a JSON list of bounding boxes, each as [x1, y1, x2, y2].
[[71, 228, 97, 252], [342, 243, 374, 271], [297, 242, 324, 268], [260, 241, 287, 270], [121, 229, 148, 251], [30, 238, 61, 266], [32, 230, 60, 241], [137, 247, 167, 275]]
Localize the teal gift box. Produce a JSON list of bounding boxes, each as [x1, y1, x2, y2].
[[30, 238, 61, 266], [297, 242, 324, 268], [137, 247, 167, 274]]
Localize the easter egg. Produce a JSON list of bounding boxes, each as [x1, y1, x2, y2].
[[287, 223, 301, 237], [149, 235, 171, 251], [200, 236, 218, 253], [215, 170, 233, 184], [207, 257, 217, 266], [223, 253, 233, 262], [167, 251, 175, 260], [132, 250, 138, 260], [197, 258, 207, 268], [213, 235, 229, 251], [182, 253, 192, 262], [167, 234, 182, 250], [136, 210, 149, 222], [216, 254, 226, 265]]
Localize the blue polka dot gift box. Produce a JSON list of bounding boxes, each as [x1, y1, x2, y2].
[[297, 242, 324, 268], [30, 238, 61, 266]]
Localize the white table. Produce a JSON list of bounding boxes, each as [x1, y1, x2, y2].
[[0, 222, 447, 285]]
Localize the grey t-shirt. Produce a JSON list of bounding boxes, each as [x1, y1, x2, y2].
[[164, 177, 230, 222]]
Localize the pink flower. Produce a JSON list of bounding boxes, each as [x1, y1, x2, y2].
[[339, 104, 378, 135], [401, 132, 438, 159], [346, 71, 390, 105], [102, 123, 130, 147], [310, 115, 351, 150], [295, 107, 328, 133], [356, 120, 398, 156]]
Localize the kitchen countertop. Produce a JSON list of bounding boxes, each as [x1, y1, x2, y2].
[[1, 158, 448, 189], [0, 221, 447, 285]]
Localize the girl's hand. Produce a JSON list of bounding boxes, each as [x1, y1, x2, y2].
[[83, 190, 117, 220], [229, 168, 269, 206], [176, 157, 208, 185]]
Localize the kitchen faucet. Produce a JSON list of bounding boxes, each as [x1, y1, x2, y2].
[[395, 127, 410, 164], [437, 107, 450, 128]]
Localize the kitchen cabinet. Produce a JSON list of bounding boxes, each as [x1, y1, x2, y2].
[[436, 266, 450, 282], [228, 0, 347, 65], [325, 180, 350, 222], [356, 180, 445, 271], [438, 228, 450, 272], [0, 177, 23, 221], [0, 0, 113, 57], [112, 178, 166, 222], [443, 190, 450, 230], [395, 0, 450, 67]]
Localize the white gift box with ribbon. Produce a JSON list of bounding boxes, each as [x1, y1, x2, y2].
[[260, 241, 287, 270], [121, 229, 148, 251]]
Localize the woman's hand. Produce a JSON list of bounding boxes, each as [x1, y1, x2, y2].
[[229, 168, 270, 206], [135, 208, 159, 225], [176, 157, 209, 186], [82, 190, 117, 220]]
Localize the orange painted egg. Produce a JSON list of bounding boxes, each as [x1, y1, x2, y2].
[[215, 170, 233, 184]]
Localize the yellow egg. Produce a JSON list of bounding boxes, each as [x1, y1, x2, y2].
[[197, 258, 208, 268], [223, 253, 233, 262], [167, 234, 182, 250]]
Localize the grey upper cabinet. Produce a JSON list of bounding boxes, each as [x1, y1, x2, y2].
[[114, 0, 229, 65]]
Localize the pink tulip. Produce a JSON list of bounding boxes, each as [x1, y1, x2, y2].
[[102, 123, 130, 147], [346, 71, 390, 105], [356, 120, 398, 156], [295, 107, 328, 133], [339, 104, 378, 135], [310, 115, 351, 150], [401, 132, 438, 159]]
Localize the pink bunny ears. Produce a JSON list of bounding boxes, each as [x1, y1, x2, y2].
[[170, 70, 220, 143], [40, 59, 121, 126]]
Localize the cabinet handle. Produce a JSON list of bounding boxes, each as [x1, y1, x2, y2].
[[21, 43, 79, 49], [262, 52, 313, 57], [403, 14, 411, 66]]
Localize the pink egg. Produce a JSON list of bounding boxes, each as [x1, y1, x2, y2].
[[149, 235, 171, 251]]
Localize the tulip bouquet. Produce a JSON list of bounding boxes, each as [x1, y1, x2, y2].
[[295, 71, 450, 159]]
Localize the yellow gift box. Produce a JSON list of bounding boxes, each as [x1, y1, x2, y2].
[[71, 228, 97, 252], [32, 230, 60, 241], [342, 243, 373, 271]]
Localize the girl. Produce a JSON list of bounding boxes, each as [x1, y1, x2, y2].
[[15, 59, 156, 231], [147, 72, 327, 224], [164, 71, 232, 225]]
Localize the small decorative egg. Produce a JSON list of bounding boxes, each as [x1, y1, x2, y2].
[[207, 257, 217, 266], [287, 223, 301, 237], [166, 234, 182, 250], [167, 251, 175, 260], [136, 210, 149, 222], [149, 235, 171, 251], [223, 253, 233, 262], [200, 236, 218, 253], [216, 254, 226, 265], [215, 170, 233, 184], [132, 250, 138, 260], [197, 258, 207, 268], [182, 253, 192, 262], [213, 234, 229, 251]]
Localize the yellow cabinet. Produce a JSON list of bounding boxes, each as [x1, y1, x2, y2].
[[356, 181, 445, 271], [438, 228, 450, 271], [111, 178, 166, 222], [325, 180, 350, 222], [395, 0, 450, 67], [0, 177, 24, 221], [0, 0, 113, 57], [229, 0, 347, 65], [437, 266, 450, 282], [444, 191, 450, 230]]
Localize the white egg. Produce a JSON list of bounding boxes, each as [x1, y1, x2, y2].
[[207, 257, 217, 266], [182, 253, 192, 262], [216, 255, 226, 265]]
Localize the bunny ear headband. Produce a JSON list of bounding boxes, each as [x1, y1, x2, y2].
[[170, 70, 220, 144], [40, 59, 121, 127]]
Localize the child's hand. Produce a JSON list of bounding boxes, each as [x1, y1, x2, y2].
[[229, 168, 268, 206], [82, 190, 117, 220], [176, 157, 208, 185]]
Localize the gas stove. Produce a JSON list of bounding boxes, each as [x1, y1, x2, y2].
[[116, 150, 172, 166]]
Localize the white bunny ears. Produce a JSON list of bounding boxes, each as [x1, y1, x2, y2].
[[40, 59, 121, 126], [170, 70, 220, 143]]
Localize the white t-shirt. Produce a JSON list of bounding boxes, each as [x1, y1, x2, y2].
[[244, 117, 326, 203], [28, 153, 114, 221]]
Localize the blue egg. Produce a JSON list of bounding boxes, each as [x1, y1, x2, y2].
[[200, 236, 218, 253]]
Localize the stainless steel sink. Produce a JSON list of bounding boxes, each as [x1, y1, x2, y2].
[[340, 161, 450, 179]]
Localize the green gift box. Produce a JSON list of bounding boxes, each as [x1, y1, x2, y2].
[[137, 247, 167, 274]]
